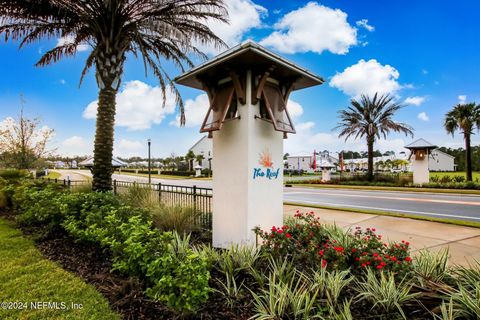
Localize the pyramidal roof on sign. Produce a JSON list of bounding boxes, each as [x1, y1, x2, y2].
[[404, 138, 437, 150], [175, 40, 324, 91]]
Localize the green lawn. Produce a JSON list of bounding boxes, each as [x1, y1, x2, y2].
[[0, 218, 120, 320], [44, 171, 61, 179], [430, 171, 480, 180]]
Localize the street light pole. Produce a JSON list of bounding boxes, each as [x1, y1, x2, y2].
[[147, 138, 151, 184]]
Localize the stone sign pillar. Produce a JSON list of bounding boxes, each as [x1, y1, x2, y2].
[[175, 40, 323, 247], [405, 138, 437, 185]]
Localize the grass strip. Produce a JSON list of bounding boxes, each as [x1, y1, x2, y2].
[[288, 183, 480, 195], [0, 218, 120, 320], [283, 201, 480, 229]]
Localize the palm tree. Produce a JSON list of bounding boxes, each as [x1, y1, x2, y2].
[[195, 154, 204, 167], [0, 0, 226, 190], [336, 93, 413, 181], [444, 103, 480, 181], [185, 150, 195, 171]]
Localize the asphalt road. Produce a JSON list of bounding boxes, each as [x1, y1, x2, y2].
[[284, 187, 480, 222], [55, 170, 480, 222]]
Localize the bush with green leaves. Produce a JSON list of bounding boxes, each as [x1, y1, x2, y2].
[[145, 233, 210, 313], [8, 181, 67, 235], [254, 211, 413, 275]]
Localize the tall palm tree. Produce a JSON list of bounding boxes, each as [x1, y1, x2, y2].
[[335, 93, 413, 181], [444, 103, 480, 181], [0, 0, 227, 190]]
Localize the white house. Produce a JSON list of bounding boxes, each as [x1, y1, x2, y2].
[[286, 151, 338, 173], [427, 149, 455, 171], [189, 135, 213, 169]]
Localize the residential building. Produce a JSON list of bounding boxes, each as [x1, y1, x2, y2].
[[189, 135, 213, 169]]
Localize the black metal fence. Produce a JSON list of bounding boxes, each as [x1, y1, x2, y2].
[[42, 178, 212, 230], [113, 180, 212, 230]]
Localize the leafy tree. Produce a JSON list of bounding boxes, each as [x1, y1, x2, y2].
[[0, 0, 227, 190], [336, 93, 413, 181], [444, 103, 480, 181], [0, 108, 54, 169]]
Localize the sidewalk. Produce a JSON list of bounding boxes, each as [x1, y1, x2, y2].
[[284, 205, 480, 266]]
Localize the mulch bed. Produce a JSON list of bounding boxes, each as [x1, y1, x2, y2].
[[0, 208, 250, 320], [0, 208, 437, 320]]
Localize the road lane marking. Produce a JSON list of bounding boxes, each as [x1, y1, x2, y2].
[[283, 198, 480, 221], [284, 191, 480, 206]]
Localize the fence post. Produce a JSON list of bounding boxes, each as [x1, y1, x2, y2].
[[67, 179, 71, 191], [113, 180, 117, 195], [193, 185, 197, 213], [158, 183, 162, 202]]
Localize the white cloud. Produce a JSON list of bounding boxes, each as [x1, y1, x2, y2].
[[356, 19, 374, 32], [59, 79, 66, 85], [171, 93, 210, 128], [59, 135, 91, 156], [286, 99, 303, 120], [285, 120, 407, 155], [84, 80, 177, 131], [329, 59, 401, 97], [200, 0, 266, 54], [260, 2, 357, 54], [113, 139, 144, 157], [404, 96, 426, 106], [170, 93, 303, 128], [458, 95, 467, 104], [417, 112, 429, 121], [56, 35, 89, 52]]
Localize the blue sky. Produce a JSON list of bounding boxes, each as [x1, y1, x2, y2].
[[1, 0, 479, 158]]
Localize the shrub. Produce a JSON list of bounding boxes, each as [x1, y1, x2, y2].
[[9, 181, 66, 235], [145, 233, 210, 313], [121, 184, 202, 234], [0, 169, 30, 181], [254, 211, 413, 275], [355, 269, 419, 319], [440, 175, 453, 184], [150, 204, 201, 234]]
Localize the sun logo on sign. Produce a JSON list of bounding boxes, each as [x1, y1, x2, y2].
[[259, 149, 273, 168]]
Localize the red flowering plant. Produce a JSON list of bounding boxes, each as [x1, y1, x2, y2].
[[253, 211, 413, 276]]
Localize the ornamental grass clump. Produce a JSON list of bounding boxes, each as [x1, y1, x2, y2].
[[355, 269, 419, 319], [254, 211, 413, 275]]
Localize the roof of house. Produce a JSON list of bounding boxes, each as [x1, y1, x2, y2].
[[405, 138, 437, 150], [189, 135, 210, 152], [432, 149, 455, 159], [175, 40, 324, 91], [78, 157, 127, 167]]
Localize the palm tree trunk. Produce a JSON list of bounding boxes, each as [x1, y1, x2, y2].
[[367, 135, 374, 181], [92, 87, 116, 191], [465, 133, 473, 181]]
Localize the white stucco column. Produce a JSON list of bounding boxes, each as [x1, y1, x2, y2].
[[321, 169, 331, 182], [212, 70, 284, 248], [412, 150, 430, 184]]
